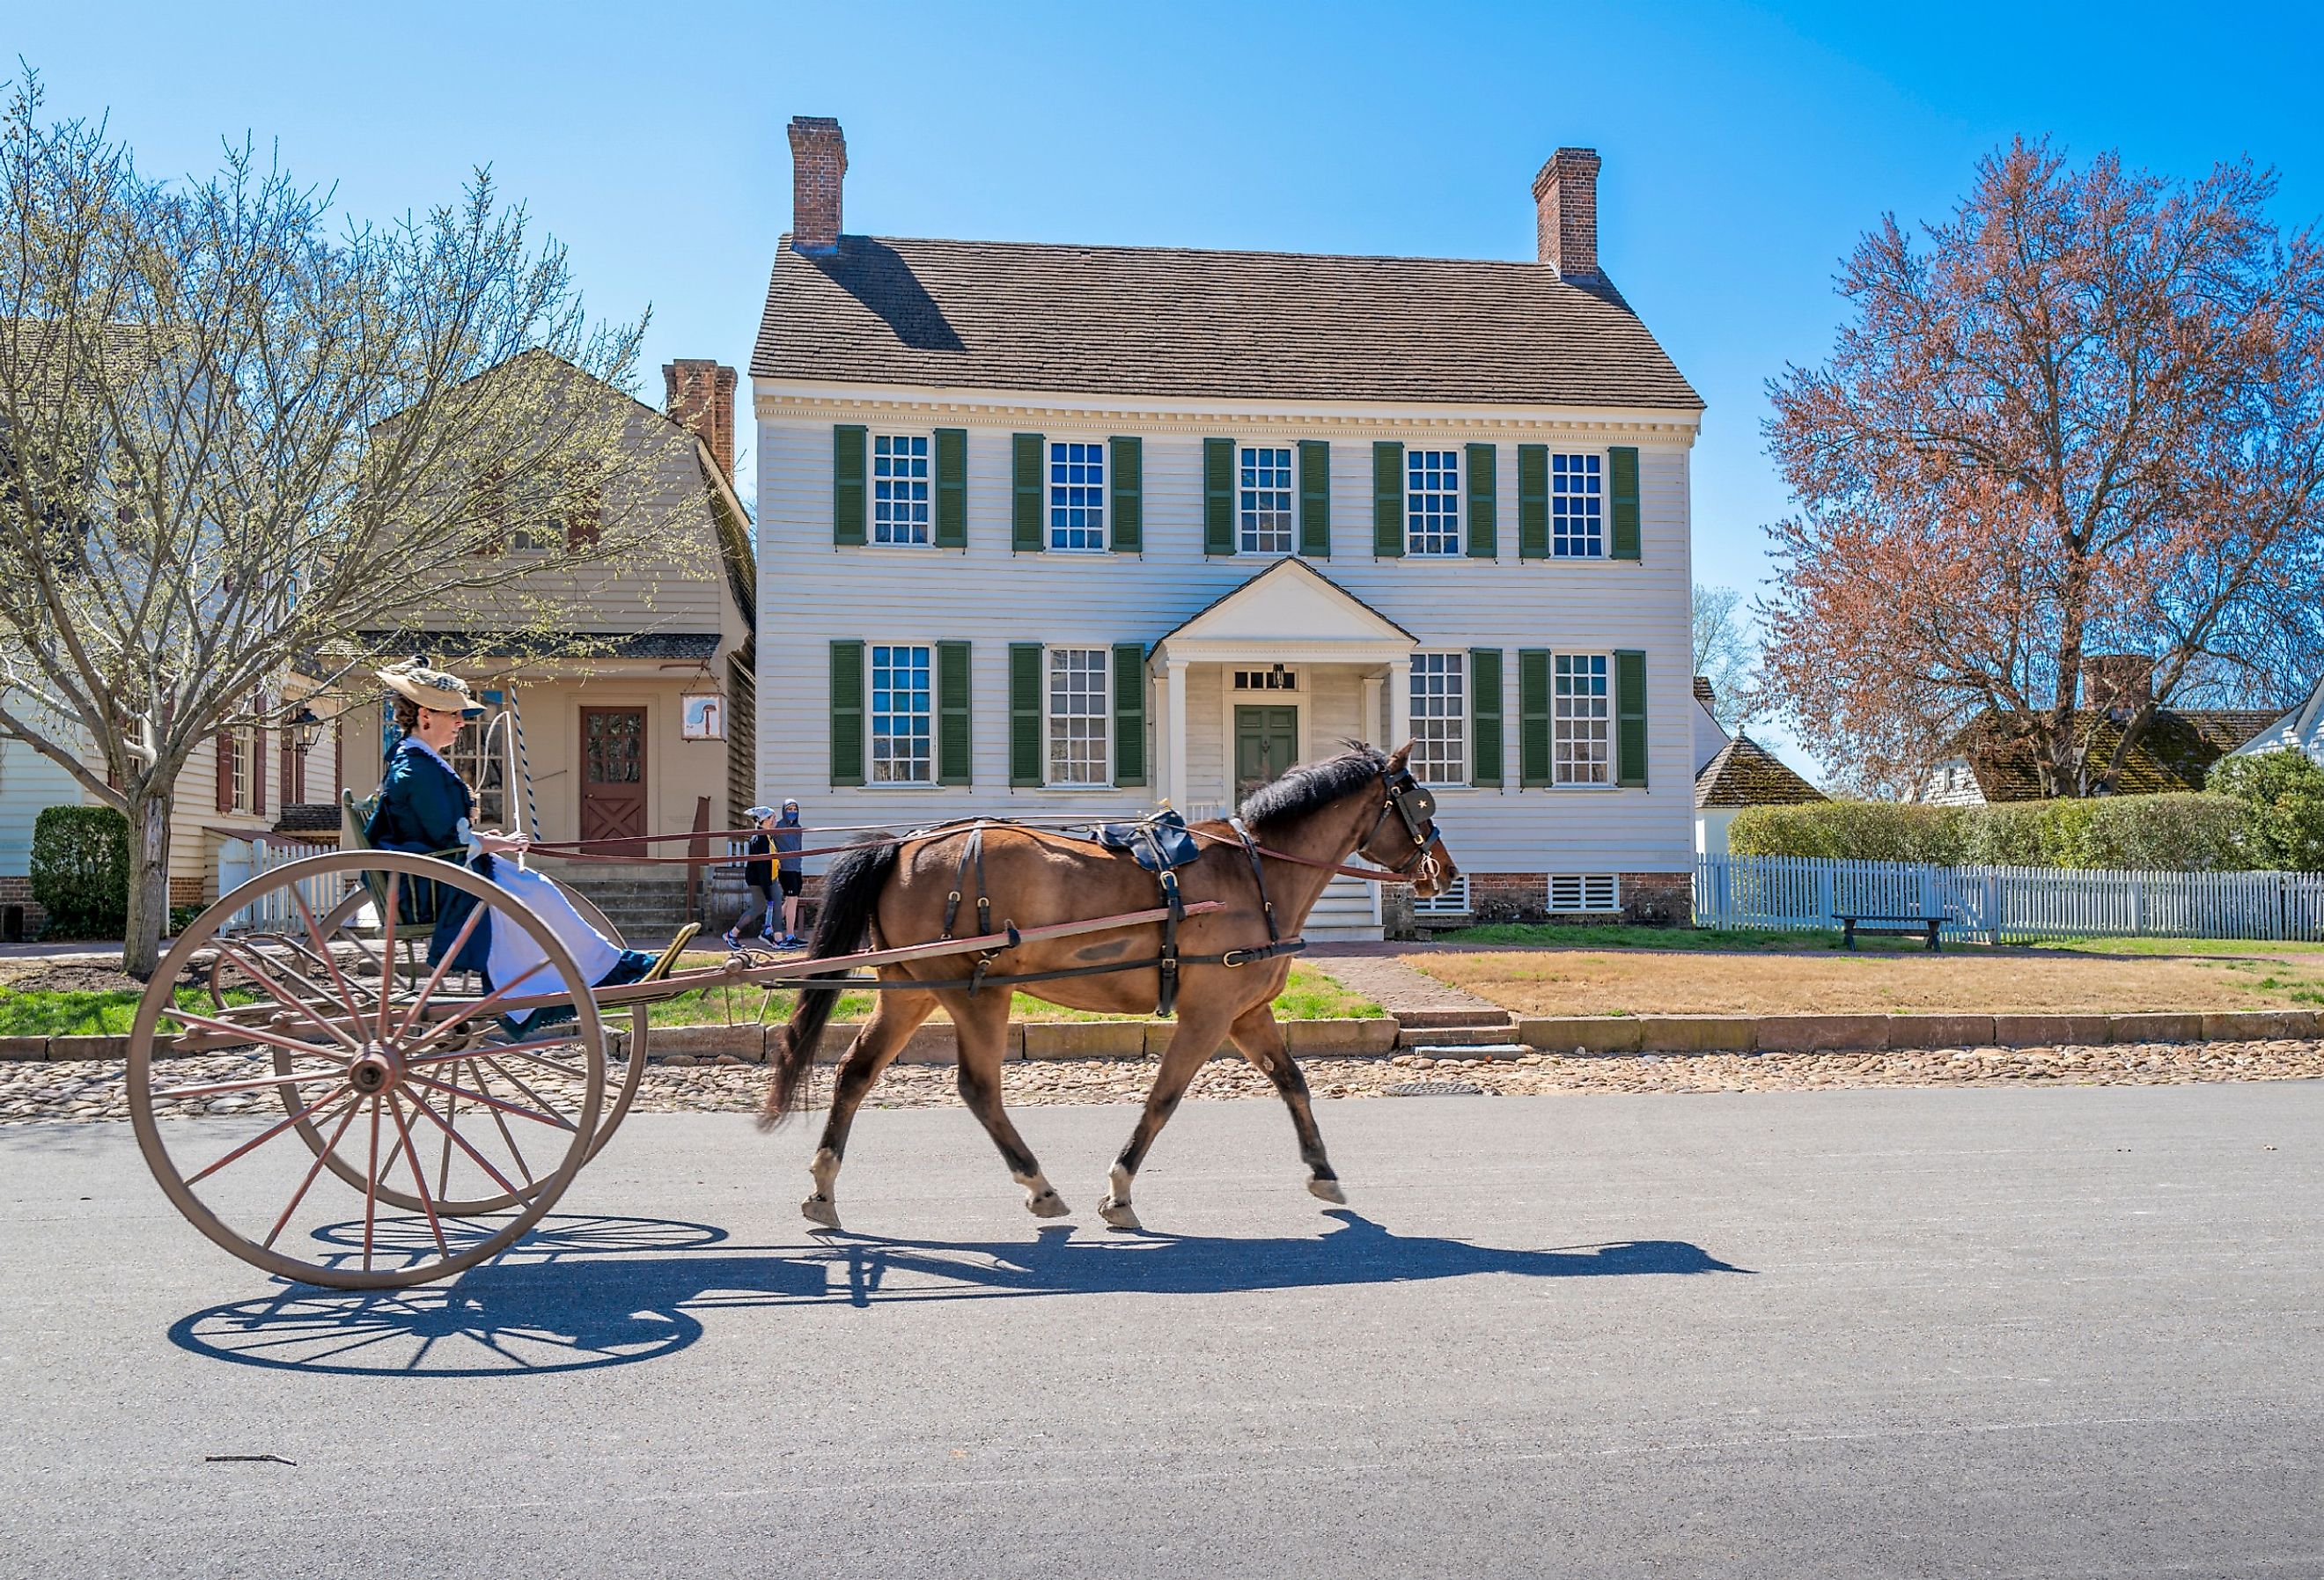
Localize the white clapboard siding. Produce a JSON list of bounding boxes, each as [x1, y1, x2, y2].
[[1695, 854, 2324, 944], [753, 407, 1697, 878]]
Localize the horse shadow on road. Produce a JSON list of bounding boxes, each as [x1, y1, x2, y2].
[[169, 1209, 1751, 1378]]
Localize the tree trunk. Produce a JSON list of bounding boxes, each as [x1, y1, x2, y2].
[[121, 783, 174, 981]]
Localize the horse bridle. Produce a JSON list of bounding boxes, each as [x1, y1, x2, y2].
[[1360, 763, 1443, 881]]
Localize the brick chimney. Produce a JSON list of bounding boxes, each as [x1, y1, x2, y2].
[[1532, 147, 1602, 280], [2082, 654, 2156, 719], [664, 359, 738, 480], [788, 115, 846, 254]]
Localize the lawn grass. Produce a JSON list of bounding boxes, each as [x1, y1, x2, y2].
[[0, 959, 1377, 1039], [1426, 922, 1929, 952]]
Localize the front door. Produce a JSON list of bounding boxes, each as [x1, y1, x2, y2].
[[579, 707, 647, 856], [1234, 705, 1299, 802]]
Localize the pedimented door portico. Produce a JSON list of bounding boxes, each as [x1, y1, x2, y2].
[[1148, 559, 1418, 812]]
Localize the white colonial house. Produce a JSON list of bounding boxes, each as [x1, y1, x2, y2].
[[749, 118, 1703, 937]]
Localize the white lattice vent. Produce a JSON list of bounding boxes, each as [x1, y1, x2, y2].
[[1548, 873, 1620, 913], [1412, 874, 1471, 916]]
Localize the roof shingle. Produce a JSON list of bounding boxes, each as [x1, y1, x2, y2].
[[752, 235, 1702, 410], [1695, 734, 1827, 810]]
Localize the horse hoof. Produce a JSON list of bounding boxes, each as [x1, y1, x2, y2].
[[800, 1193, 841, 1229], [1308, 1177, 1348, 1205], [1027, 1188, 1071, 1219], [1098, 1197, 1142, 1231]]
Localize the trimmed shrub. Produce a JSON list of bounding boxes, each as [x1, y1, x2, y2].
[[29, 805, 130, 938], [1730, 792, 2251, 871], [2209, 751, 2324, 871]]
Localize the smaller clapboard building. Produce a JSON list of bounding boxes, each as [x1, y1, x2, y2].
[[750, 118, 1705, 936]]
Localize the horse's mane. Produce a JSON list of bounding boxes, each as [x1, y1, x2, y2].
[[1236, 741, 1387, 832]]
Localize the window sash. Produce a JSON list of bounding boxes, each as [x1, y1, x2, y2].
[[872, 435, 933, 546], [1048, 441, 1106, 550], [1553, 652, 1612, 785], [229, 729, 253, 812], [1045, 646, 1109, 786], [1239, 445, 1294, 554], [448, 712, 508, 827], [1549, 452, 1603, 557], [1406, 449, 1461, 555], [1409, 651, 1466, 785], [869, 643, 934, 783]]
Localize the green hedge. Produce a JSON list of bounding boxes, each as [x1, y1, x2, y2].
[[29, 805, 130, 937], [2207, 752, 2324, 871], [1727, 793, 2252, 871]]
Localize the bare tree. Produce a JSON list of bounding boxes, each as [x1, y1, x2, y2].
[[0, 71, 688, 975], [1691, 583, 1759, 729], [1760, 138, 2324, 797]]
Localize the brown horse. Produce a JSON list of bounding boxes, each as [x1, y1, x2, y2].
[[759, 741, 1458, 1231]]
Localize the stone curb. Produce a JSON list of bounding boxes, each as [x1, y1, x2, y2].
[[1514, 1008, 2324, 1055]]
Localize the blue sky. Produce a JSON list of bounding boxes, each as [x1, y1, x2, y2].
[[14, 0, 2322, 760]]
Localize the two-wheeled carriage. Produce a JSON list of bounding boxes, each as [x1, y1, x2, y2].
[[127, 848, 1222, 1290]]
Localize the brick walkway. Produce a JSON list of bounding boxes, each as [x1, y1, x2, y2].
[[1305, 951, 1504, 1016]]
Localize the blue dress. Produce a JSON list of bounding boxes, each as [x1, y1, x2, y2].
[[364, 740, 494, 974]]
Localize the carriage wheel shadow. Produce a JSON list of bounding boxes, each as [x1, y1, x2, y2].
[[169, 1209, 1751, 1378]]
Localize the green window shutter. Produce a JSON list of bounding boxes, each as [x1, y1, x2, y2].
[[1469, 648, 1503, 788], [1519, 649, 1551, 787], [1203, 437, 1235, 555], [1008, 643, 1042, 786], [1465, 443, 1497, 558], [933, 428, 967, 548], [833, 424, 867, 547], [1518, 444, 1549, 560], [1609, 445, 1641, 562], [828, 640, 864, 785], [1109, 436, 1143, 553], [1011, 433, 1045, 553], [1112, 643, 1147, 786], [1298, 439, 1331, 557], [1614, 649, 1648, 787], [1372, 441, 1404, 557], [936, 641, 972, 785]]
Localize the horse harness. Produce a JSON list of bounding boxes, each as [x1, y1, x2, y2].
[[892, 762, 1436, 1015]]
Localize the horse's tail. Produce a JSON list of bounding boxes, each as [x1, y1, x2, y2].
[[759, 838, 900, 1130]]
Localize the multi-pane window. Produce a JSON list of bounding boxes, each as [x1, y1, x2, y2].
[[1407, 449, 1460, 555], [450, 712, 508, 827], [1048, 441, 1105, 549], [229, 727, 254, 812], [872, 435, 931, 545], [870, 644, 932, 783], [1554, 653, 1612, 784], [1550, 453, 1603, 557], [1552, 452, 1607, 557], [1239, 445, 1294, 554], [1409, 652, 1466, 784], [1047, 647, 1109, 786]]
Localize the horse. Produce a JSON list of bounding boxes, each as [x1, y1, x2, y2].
[[758, 740, 1458, 1231]]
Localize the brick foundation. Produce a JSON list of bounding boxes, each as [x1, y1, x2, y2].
[[170, 876, 207, 909], [0, 875, 46, 939], [1401, 869, 1695, 935], [1618, 871, 1693, 927]]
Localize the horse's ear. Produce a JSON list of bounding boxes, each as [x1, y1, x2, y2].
[[1387, 740, 1413, 770]]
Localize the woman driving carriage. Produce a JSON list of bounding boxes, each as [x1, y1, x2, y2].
[[365, 661, 694, 1019]]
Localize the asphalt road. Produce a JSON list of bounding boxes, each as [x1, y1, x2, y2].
[[3, 1084, 2320, 1579]]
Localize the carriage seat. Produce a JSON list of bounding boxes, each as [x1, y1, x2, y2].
[[1072, 810, 1201, 874]]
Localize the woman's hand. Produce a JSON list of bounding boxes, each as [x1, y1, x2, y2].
[[474, 830, 531, 856]]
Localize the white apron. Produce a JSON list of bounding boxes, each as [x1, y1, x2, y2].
[[484, 861, 625, 1024]]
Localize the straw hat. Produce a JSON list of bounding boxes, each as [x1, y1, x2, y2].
[[377, 661, 483, 717]]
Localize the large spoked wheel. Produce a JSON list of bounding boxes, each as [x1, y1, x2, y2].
[[129, 851, 606, 1290], [232, 876, 646, 1210]]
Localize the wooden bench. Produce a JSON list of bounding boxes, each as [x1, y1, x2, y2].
[[1835, 914, 1945, 952]]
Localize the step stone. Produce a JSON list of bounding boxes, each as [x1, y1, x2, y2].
[[1396, 1023, 1519, 1048], [1396, 1007, 1516, 1029]]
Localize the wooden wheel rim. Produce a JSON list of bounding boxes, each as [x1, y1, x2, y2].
[[128, 851, 606, 1290], [262, 887, 643, 1215]]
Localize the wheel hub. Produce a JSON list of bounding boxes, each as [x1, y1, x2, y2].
[[347, 1046, 403, 1096]]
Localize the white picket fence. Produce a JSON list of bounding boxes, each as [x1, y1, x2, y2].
[[1694, 854, 2324, 944], [215, 836, 351, 933]]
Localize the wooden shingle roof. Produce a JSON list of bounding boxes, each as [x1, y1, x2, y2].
[[752, 235, 1702, 409], [1946, 709, 2281, 801], [1695, 734, 1826, 810]]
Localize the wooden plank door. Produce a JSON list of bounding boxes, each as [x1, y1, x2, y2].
[[1233, 705, 1299, 802], [579, 707, 647, 855]]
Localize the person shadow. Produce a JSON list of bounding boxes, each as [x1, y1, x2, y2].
[[169, 1210, 1750, 1378]]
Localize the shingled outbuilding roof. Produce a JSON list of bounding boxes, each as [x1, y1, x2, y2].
[[1695, 734, 1827, 810], [752, 235, 1702, 409]]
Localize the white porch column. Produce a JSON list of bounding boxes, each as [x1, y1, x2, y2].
[[1166, 660, 1190, 811], [1386, 657, 1411, 753], [1362, 674, 1384, 750]]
